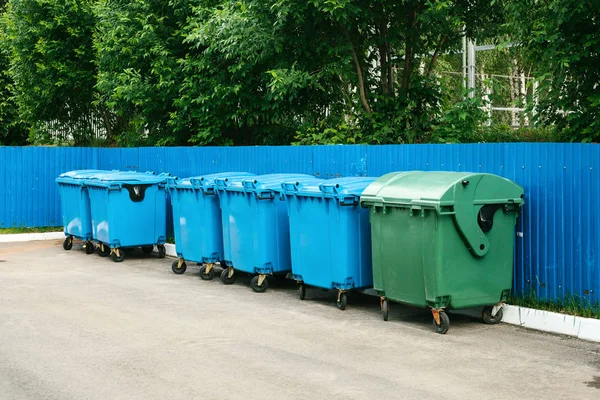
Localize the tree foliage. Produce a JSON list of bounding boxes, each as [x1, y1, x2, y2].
[[0, 0, 597, 145], [505, 0, 600, 142], [1, 0, 99, 144]]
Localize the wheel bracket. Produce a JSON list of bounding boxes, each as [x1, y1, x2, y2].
[[257, 274, 267, 286], [431, 307, 443, 325], [492, 303, 503, 317], [178, 258, 184, 268], [227, 267, 235, 278], [205, 263, 214, 274]]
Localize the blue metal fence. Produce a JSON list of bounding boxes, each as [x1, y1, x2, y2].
[[0, 143, 598, 304]]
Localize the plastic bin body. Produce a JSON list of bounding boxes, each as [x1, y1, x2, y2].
[[168, 172, 254, 263], [360, 171, 524, 310], [85, 172, 168, 248], [217, 174, 313, 275], [285, 177, 376, 290], [56, 170, 109, 240]]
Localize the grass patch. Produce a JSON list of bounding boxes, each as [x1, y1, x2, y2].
[[0, 226, 63, 234], [509, 290, 600, 320], [166, 237, 175, 244]]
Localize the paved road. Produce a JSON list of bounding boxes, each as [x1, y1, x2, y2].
[[0, 240, 599, 400]]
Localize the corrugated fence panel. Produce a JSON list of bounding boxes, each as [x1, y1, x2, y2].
[[0, 143, 599, 304]]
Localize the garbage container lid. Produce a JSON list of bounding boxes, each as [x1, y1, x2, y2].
[[56, 170, 115, 186], [169, 172, 255, 191], [360, 171, 524, 208], [360, 171, 524, 257], [84, 171, 167, 187], [283, 177, 375, 201], [216, 173, 314, 193]]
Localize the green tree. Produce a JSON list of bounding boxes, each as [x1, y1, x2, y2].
[[94, 0, 193, 146], [506, 0, 600, 142], [2, 0, 100, 145], [0, 0, 28, 145]]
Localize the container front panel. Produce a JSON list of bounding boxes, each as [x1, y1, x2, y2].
[[370, 207, 428, 307], [88, 186, 110, 243], [289, 197, 372, 290], [90, 186, 167, 247], [425, 209, 517, 309], [171, 188, 205, 262], [58, 183, 93, 240], [288, 196, 333, 287], [221, 191, 291, 274]]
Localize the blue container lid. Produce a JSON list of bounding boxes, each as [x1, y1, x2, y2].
[[168, 172, 255, 194], [318, 177, 377, 197], [84, 171, 167, 187], [284, 176, 375, 205], [217, 173, 315, 199], [56, 169, 115, 186]]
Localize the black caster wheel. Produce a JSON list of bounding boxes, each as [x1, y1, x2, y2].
[[482, 306, 504, 324], [432, 311, 450, 334], [298, 283, 306, 300], [220, 268, 236, 285], [336, 293, 347, 310], [251, 276, 268, 293], [199, 265, 213, 280], [157, 245, 166, 259], [111, 249, 125, 263], [382, 299, 389, 321], [62, 237, 73, 251], [141, 246, 154, 254], [97, 244, 110, 257], [84, 241, 95, 255], [172, 260, 187, 274]]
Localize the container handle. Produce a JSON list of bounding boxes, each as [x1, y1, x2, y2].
[[282, 182, 298, 192], [190, 177, 203, 189], [319, 183, 339, 194], [340, 195, 359, 206]]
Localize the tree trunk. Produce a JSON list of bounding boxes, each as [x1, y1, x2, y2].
[[426, 35, 447, 76], [342, 27, 372, 114], [400, 7, 417, 95], [378, 21, 389, 95]]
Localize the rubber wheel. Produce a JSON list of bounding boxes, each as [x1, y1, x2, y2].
[[97, 244, 110, 257], [199, 265, 213, 281], [111, 249, 125, 263], [382, 299, 389, 321], [251, 276, 268, 293], [62, 237, 73, 251], [336, 293, 348, 310], [220, 268, 236, 285], [84, 241, 95, 255], [482, 306, 504, 324], [171, 260, 187, 275], [298, 283, 306, 300], [141, 246, 154, 254], [432, 311, 450, 334], [157, 245, 166, 259]]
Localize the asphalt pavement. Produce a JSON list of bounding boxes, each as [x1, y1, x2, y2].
[[0, 240, 599, 400]]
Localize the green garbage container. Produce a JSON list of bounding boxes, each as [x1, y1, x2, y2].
[[360, 171, 524, 334]]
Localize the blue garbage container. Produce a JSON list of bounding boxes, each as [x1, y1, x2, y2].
[[216, 173, 315, 292], [84, 171, 169, 262], [167, 172, 255, 278], [283, 176, 376, 310], [56, 170, 112, 254]]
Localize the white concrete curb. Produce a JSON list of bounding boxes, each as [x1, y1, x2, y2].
[[0, 231, 65, 243], [503, 304, 600, 343], [154, 243, 177, 258]]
